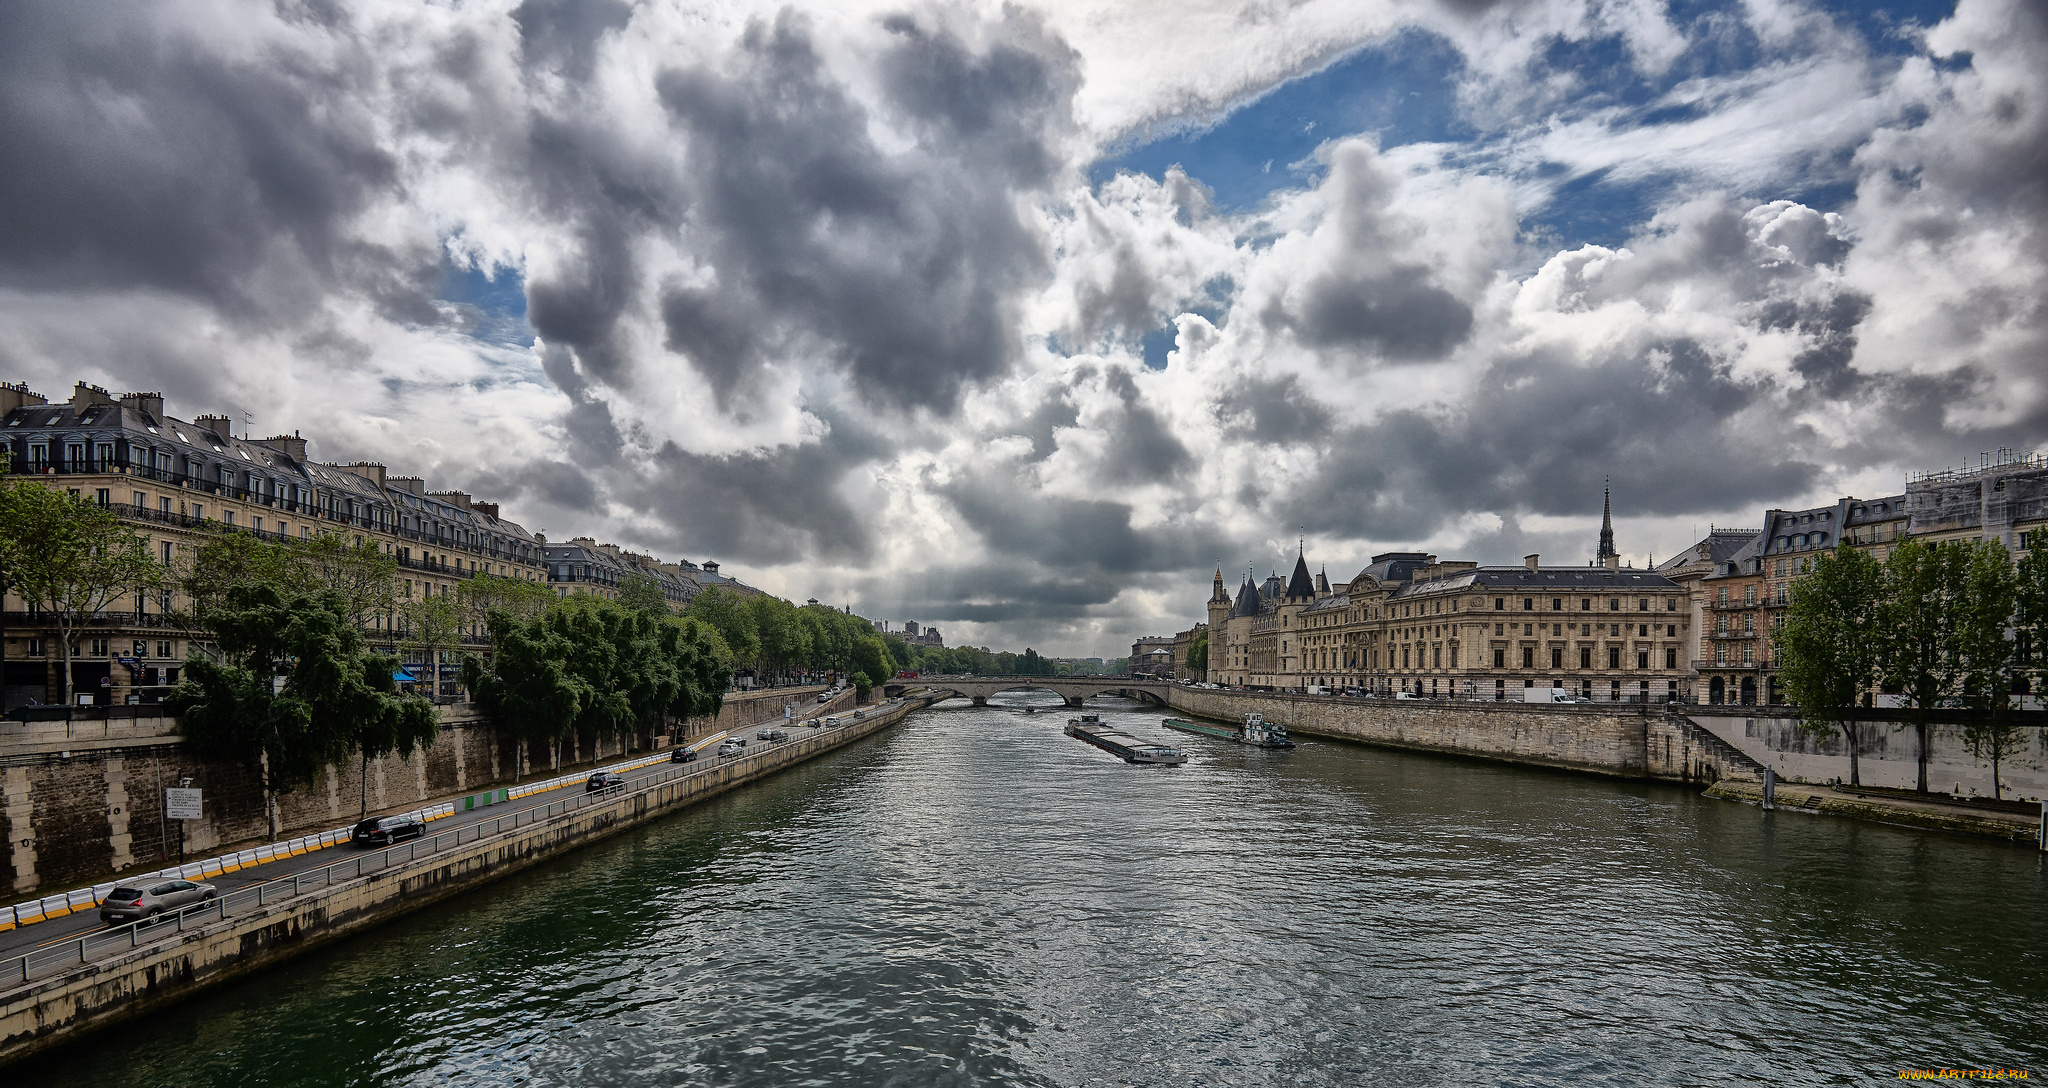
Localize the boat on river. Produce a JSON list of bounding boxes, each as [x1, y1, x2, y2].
[[1065, 715, 1187, 765], [1162, 713, 1294, 749]]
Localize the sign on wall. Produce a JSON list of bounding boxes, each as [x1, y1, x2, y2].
[[166, 787, 203, 820]]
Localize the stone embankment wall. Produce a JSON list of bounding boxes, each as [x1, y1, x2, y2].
[[1158, 687, 1761, 785], [0, 696, 922, 1069], [1686, 709, 2047, 801], [0, 686, 830, 896]]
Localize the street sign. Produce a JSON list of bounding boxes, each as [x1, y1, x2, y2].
[[166, 787, 202, 820]]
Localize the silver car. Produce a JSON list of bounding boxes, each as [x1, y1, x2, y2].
[[99, 878, 217, 925]]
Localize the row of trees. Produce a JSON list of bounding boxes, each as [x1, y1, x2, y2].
[[1778, 530, 2048, 796], [679, 586, 895, 695]]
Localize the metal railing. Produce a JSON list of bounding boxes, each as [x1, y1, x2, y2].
[[1, 697, 920, 989]]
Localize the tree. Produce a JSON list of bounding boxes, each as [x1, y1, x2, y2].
[[850, 671, 872, 702], [458, 573, 555, 646], [851, 634, 894, 688], [616, 573, 671, 622], [1956, 539, 2025, 798], [2018, 528, 2048, 699], [169, 584, 434, 838], [0, 481, 164, 705], [294, 533, 399, 631], [1187, 630, 1208, 679], [1880, 539, 1972, 793], [399, 590, 462, 699], [689, 587, 760, 666], [1777, 543, 1887, 786]]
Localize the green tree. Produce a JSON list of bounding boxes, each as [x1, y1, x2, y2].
[[399, 590, 463, 700], [851, 633, 894, 688], [1187, 631, 1208, 678], [1956, 539, 2025, 798], [294, 534, 399, 631], [617, 572, 671, 622], [1777, 543, 1887, 786], [458, 572, 555, 637], [0, 481, 164, 705], [1880, 539, 1972, 793], [850, 671, 872, 702], [690, 586, 761, 666], [169, 584, 434, 837]]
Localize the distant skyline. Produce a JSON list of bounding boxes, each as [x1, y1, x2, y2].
[[1, 0, 2042, 656]]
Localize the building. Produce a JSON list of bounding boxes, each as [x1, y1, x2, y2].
[[0, 381, 551, 706], [900, 621, 944, 647], [1203, 495, 1693, 701], [1904, 450, 2048, 547], [1129, 635, 1174, 678], [1170, 623, 1207, 681], [542, 536, 701, 611]]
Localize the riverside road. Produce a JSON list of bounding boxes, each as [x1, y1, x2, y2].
[[0, 697, 900, 968]]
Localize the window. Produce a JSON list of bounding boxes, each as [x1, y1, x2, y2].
[[1552, 598, 1562, 610], [1608, 648, 1621, 669], [1741, 644, 1753, 665], [90, 638, 110, 657], [1581, 598, 1591, 611], [1637, 598, 1648, 611], [160, 496, 171, 513], [1716, 587, 1728, 605], [1495, 597, 1504, 609], [133, 491, 145, 508], [27, 639, 42, 657], [1608, 598, 1620, 610], [1494, 649, 1505, 668], [1579, 648, 1591, 669], [94, 488, 110, 506], [96, 442, 113, 465], [1666, 598, 1676, 611], [157, 641, 173, 658], [1433, 648, 1442, 668], [1494, 624, 1504, 636], [1638, 624, 1649, 637], [224, 510, 234, 526], [1664, 648, 1677, 669], [1666, 625, 1677, 637], [1523, 598, 1533, 610], [1550, 648, 1563, 669], [1744, 585, 1756, 604], [1637, 651, 1649, 670], [1522, 647, 1534, 668]]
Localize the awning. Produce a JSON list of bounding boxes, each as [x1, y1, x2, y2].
[[393, 669, 420, 683]]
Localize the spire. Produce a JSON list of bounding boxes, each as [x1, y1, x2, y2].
[[1285, 543, 1316, 600], [1596, 477, 1618, 563], [1315, 564, 1331, 596], [1210, 562, 1228, 604]]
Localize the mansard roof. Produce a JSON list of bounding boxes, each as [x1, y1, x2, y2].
[[1349, 551, 1433, 588], [1389, 566, 1681, 599]]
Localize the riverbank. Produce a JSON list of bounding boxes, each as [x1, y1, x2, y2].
[[1705, 779, 2044, 845], [0, 693, 933, 1069]]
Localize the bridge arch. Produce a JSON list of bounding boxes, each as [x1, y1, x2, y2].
[[884, 677, 1172, 708]]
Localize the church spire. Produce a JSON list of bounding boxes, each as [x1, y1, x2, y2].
[[1596, 477, 1619, 563]]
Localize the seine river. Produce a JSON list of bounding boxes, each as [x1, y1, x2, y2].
[[25, 693, 2048, 1086]]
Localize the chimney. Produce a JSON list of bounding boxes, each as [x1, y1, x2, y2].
[[472, 501, 499, 520], [385, 475, 423, 495], [430, 490, 472, 511], [192, 414, 234, 439], [0, 381, 48, 414], [70, 381, 116, 408], [255, 432, 309, 462], [1604, 553, 1621, 572], [118, 391, 164, 419], [1524, 554, 1540, 571], [702, 561, 720, 574], [338, 462, 386, 487]]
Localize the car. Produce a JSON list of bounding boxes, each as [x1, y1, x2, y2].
[[670, 747, 699, 763], [761, 728, 790, 741], [586, 770, 626, 793], [99, 879, 217, 925], [352, 814, 426, 847], [717, 741, 744, 757], [757, 729, 776, 740], [821, 716, 840, 727], [816, 693, 832, 704]]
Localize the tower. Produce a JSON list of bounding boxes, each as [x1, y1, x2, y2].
[[1596, 478, 1619, 569]]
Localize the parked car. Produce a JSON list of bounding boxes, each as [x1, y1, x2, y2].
[[671, 747, 699, 763], [352, 814, 425, 847], [99, 879, 217, 925], [586, 770, 626, 793]]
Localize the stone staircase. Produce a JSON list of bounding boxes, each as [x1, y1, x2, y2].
[[1669, 714, 1769, 782]]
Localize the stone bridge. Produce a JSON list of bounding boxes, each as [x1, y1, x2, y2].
[[886, 676, 1175, 707]]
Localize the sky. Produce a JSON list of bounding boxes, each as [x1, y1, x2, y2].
[[2, 0, 2044, 656]]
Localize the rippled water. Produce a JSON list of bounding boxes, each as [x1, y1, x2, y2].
[[25, 694, 2048, 1086]]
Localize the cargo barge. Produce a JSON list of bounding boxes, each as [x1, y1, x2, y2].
[[1162, 713, 1294, 749], [1064, 715, 1187, 765]]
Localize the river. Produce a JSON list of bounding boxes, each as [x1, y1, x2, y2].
[[22, 693, 2048, 1086]]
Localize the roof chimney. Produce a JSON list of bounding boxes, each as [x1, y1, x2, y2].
[[253, 432, 308, 461], [472, 501, 499, 520], [69, 382, 116, 408], [338, 462, 386, 487], [1525, 553, 1540, 571], [0, 381, 48, 414], [1604, 553, 1621, 572], [118, 391, 164, 419], [385, 475, 423, 495], [429, 490, 472, 511], [192, 414, 233, 439]]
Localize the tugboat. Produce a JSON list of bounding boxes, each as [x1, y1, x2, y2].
[[1065, 715, 1187, 765], [1161, 712, 1294, 749]]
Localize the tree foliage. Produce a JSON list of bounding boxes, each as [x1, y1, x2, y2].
[[169, 583, 435, 835], [0, 479, 164, 704], [688, 587, 760, 664], [1187, 631, 1208, 676], [616, 573, 672, 622], [1776, 543, 1885, 785]]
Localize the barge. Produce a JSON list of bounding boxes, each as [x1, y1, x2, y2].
[[1065, 715, 1187, 765], [1162, 713, 1294, 749]]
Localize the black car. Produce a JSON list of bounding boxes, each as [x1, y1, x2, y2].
[[670, 747, 698, 763], [352, 814, 425, 847], [586, 770, 626, 793]]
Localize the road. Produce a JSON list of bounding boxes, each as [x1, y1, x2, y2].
[[0, 694, 907, 968]]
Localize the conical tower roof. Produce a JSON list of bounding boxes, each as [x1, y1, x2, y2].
[[1285, 544, 1315, 600], [1596, 478, 1618, 561]]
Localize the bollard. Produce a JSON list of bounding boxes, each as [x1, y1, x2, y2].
[[1762, 767, 1776, 811]]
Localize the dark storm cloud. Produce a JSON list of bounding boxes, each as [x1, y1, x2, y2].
[[0, 1, 424, 322], [1214, 373, 1336, 444], [1757, 291, 1872, 399], [1271, 264, 1474, 358], [512, 0, 632, 81], [1099, 367, 1191, 482], [638, 10, 1077, 414], [1270, 340, 1819, 541]]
